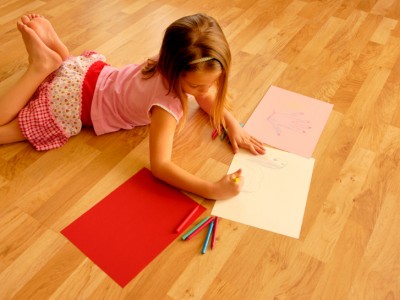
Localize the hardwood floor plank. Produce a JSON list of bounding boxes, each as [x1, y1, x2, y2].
[[167, 221, 249, 299], [291, 16, 345, 70], [11, 242, 85, 300], [370, 16, 398, 44], [261, 252, 323, 299], [301, 147, 375, 262], [49, 259, 108, 299], [0, 0, 399, 298], [348, 169, 400, 299], [0, 230, 65, 299]]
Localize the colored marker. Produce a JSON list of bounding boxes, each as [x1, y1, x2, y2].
[[184, 216, 215, 241], [211, 128, 218, 139], [220, 129, 227, 141], [211, 217, 218, 249], [182, 216, 211, 240], [202, 220, 214, 254], [175, 205, 199, 233]]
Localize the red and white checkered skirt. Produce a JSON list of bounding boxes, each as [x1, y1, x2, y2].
[[18, 51, 106, 150]]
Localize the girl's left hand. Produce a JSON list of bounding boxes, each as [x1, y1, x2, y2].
[[226, 123, 266, 155]]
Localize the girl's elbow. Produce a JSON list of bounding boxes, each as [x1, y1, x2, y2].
[[150, 160, 168, 180]]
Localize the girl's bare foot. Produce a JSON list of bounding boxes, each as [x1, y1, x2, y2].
[[21, 14, 69, 60], [17, 20, 62, 76]]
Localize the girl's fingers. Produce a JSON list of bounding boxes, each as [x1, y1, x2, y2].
[[249, 136, 266, 154], [230, 169, 242, 184], [251, 136, 264, 147], [231, 137, 239, 154], [234, 168, 242, 176]]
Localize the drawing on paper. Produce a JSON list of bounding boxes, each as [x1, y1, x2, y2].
[[241, 156, 287, 193], [246, 156, 287, 169], [266, 110, 311, 136]]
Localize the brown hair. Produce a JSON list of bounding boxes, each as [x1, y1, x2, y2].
[[142, 13, 231, 130]]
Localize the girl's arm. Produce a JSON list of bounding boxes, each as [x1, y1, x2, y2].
[[195, 92, 265, 155], [149, 106, 243, 200]]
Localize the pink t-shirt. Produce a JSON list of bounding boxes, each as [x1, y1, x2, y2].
[[91, 63, 183, 135]]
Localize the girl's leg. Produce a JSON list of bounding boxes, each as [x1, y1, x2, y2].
[[21, 14, 69, 60], [0, 118, 26, 144], [0, 20, 62, 126]]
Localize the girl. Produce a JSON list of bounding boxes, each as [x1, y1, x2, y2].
[[0, 13, 265, 200]]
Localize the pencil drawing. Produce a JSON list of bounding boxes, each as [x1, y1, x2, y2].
[[241, 156, 287, 193], [266, 110, 311, 136]]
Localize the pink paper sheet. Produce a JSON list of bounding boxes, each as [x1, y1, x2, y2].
[[61, 168, 205, 287], [244, 86, 333, 158]]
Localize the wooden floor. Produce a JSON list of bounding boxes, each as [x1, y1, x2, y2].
[[1, 0, 400, 299]]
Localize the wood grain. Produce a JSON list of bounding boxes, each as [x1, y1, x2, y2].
[[1, 0, 399, 298]]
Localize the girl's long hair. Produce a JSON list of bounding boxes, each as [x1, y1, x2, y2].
[[142, 13, 231, 130]]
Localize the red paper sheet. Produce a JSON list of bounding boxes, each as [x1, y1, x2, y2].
[[61, 168, 205, 287]]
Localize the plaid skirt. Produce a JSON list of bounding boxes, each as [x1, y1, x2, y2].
[[18, 51, 106, 150]]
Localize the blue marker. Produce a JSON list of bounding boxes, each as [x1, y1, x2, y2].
[[201, 220, 214, 254]]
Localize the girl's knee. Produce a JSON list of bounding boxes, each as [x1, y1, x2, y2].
[[0, 118, 26, 144]]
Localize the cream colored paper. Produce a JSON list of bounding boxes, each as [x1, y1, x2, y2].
[[212, 147, 315, 239]]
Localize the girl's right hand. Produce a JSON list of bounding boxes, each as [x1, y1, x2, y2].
[[211, 169, 243, 200]]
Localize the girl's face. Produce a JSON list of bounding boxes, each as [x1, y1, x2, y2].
[[180, 70, 221, 98]]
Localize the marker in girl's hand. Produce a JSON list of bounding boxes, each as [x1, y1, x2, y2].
[[211, 128, 219, 139], [232, 176, 240, 183], [231, 169, 242, 183]]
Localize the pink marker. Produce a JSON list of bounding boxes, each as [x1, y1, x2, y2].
[[185, 216, 215, 241], [175, 205, 199, 233], [211, 217, 218, 249]]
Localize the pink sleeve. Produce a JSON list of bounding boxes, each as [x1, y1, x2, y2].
[[149, 96, 183, 123]]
